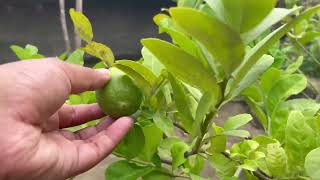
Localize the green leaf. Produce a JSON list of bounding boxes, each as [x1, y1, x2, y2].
[[69, 8, 93, 43], [58, 51, 68, 60], [10, 44, 44, 60], [143, 170, 173, 180], [92, 62, 106, 69], [66, 49, 84, 66], [226, 55, 274, 99], [114, 64, 152, 96], [232, 5, 320, 90], [139, 123, 163, 161], [205, 0, 277, 33], [242, 7, 300, 44], [299, 31, 320, 45], [115, 60, 157, 86], [67, 94, 82, 105], [199, 3, 217, 18], [242, 85, 263, 103], [177, 0, 196, 7], [168, 74, 194, 132], [265, 143, 287, 177], [10, 45, 29, 60], [190, 174, 210, 180], [244, 171, 259, 180], [253, 135, 278, 153], [158, 137, 183, 159], [223, 114, 252, 131], [185, 155, 205, 174], [67, 91, 96, 105], [244, 97, 268, 130], [25, 44, 38, 55], [208, 153, 237, 178], [223, 130, 250, 138], [141, 38, 221, 102], [170, 7, 245, 76], [192, 92, 215, 137], [82, 41, 114, 67], [153, 110, 174, 136], [141, 47, 164, 77], [270, 109, 290, 142], [266, 74, 307, 117], [105, 160, 154, 180], [260, 67, 282, 95], [114, 124, 145, 159], [281, 98, 320, 115], [171, 142, 190, 169], [80, 91, 96, 104], [305, 147, 320, 179], [285, 56, 304, 74], [230, 140, 259, 158], [208, 124, 226, 153], [240, 159, 259, 171], [285, 111, 317, 171], [154, 14, 207, 66]]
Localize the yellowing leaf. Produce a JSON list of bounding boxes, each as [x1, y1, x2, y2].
[[82, 41, 115, 66], [153, 14, 170, 26], [69, 8, 93, 43]]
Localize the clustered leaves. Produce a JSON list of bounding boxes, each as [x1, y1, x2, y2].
[[10, 0, 320, 179]]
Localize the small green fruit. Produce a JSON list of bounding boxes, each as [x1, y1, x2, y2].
[[96, 67, 143, 118]]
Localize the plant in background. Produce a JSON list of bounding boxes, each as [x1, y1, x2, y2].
[[271, 0, 320, 82], [10, 0, 320, 179]]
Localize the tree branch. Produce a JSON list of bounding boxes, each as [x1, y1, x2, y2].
[[74, 0, 83, 48], [59, 0, 71, 53]]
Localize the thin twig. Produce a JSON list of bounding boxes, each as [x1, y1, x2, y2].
[[191, 108, 218, 155], [297, 69, 320, 97], [221, 152, 271, 180], [160, 158, 172, 165], [59, 0, 71, 53], [74, 0, 83, 48], [173, 122, 188, 134], [234, 167, 242, 177], [293, 37, 320, 67], [252, 170, 271, 180]]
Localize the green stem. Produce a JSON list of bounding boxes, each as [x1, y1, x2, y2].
[[234, 167, 242, 177], [173, 122, 189, 134], [194, 0, 203, 9], [221, 152, 271, 180], [293, 37, 320, 67], [298, 69, 320, 97], [191, 110, 217, 155]]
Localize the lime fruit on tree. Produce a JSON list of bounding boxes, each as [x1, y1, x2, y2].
[[96, 67, 143, 118]]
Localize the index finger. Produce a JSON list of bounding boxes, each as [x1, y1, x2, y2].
[[3, 58, 110, 123], [57, 60, 110, 94]]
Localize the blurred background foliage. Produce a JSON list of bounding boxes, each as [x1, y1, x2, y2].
[[0, 0, 320, 79]]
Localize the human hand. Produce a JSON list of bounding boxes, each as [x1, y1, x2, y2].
[[0, 58, 133, 180]]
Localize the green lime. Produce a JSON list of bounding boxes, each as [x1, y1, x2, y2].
[[96, 67, 143, 118]]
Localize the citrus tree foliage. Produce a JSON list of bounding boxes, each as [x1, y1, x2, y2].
[[11, 1, 320, 179]]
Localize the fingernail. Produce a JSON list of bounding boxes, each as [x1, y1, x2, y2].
[[96, 69, 110, 80]]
